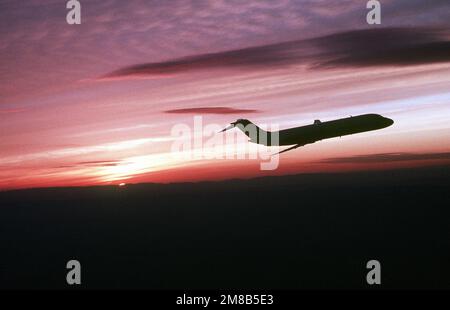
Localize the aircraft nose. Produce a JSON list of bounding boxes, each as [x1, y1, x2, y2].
[[384, 117, 394, 127]]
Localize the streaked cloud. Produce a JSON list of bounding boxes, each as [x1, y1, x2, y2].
[[320, 152, 450, 164], [0, 108, 27, 114], [0, 138, 156, 166], [164, 107, 260, 114], [98, 41, 303, 80], [313, 27, 450, 68], [99, 27, 450, 81], [55, 160, 123, 168]]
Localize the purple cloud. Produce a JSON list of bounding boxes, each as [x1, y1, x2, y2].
[[164, 107, 260, 114], [99, 27, 450, 81]]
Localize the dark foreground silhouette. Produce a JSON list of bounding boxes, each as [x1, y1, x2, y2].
[[0, 166, 449, 289]]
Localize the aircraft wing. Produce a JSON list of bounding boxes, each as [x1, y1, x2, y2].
[[273, 144, 304, 155]]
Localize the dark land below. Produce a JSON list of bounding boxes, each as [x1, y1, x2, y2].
[[1, 165, 449, 289]]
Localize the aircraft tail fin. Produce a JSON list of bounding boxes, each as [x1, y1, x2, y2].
[[220, 119, 273, 146]]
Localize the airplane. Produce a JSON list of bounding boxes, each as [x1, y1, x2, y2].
[[220, 113, 394, 154]]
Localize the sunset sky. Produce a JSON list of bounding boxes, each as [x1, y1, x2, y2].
[[1, 0, 450, 190]]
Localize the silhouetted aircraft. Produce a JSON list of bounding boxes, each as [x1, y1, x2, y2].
[[220, 113, 394, 154]]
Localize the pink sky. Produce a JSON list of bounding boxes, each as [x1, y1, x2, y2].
[[1, 1, 450, 190]]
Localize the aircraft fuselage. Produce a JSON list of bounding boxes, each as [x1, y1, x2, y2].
[[249, 114, 394, 146]]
